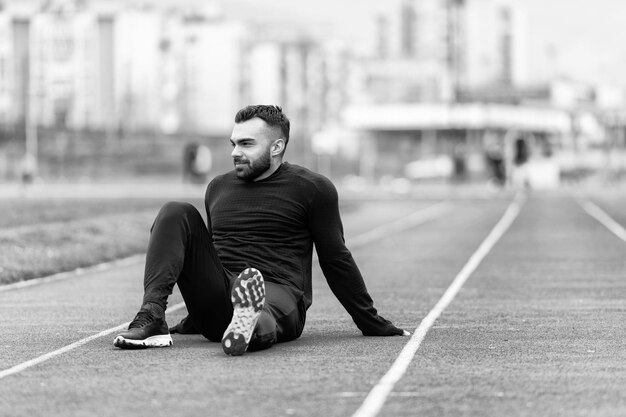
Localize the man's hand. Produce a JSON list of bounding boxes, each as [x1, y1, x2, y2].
[[362, 316, 411, 337], [384, 319, 411, 336]]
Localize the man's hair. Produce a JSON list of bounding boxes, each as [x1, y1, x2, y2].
[[235, 105, 290, 144]]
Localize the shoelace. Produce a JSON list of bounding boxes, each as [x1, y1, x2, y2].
[[128, 310, 156, 329]]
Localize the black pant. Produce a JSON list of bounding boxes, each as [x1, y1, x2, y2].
[[142, 202, 305, 350]]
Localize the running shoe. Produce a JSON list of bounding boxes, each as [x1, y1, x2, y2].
[[113, 304, 172, 349], [221, 268, 265, 356]]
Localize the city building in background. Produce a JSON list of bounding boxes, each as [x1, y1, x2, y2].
[[0, 13, 14, 126], [0, 0, 358, 181], [461, 0, 528, 92], [0, 0, 624, 185], [178, 15, 246, 135], [342, 0, 626, 188], [365, 0, 528, 104]]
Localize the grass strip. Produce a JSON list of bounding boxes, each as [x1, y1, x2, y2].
[[0, 212, 156, 285], [0, 198, 172, 228]]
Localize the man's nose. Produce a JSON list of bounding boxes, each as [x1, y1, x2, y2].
[[231, 146, 242, 158]]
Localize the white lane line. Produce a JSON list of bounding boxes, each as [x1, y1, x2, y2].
[[0, 254, 145, 293], [0, 201, 452, 379], [351, 193, 526, 417], [578, 199, 626, 243], [346, 201, 452, 249], [311, 201, 452, 264], [0, 302, 186, 380]]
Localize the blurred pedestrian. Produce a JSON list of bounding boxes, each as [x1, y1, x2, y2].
[[452, 144, 467, 182], [484, 140, 505, 186], [512, 137, 530, 188], [114, 105, 407, 356], [182, 142, 198, 183], [182, 142, 212, 183]]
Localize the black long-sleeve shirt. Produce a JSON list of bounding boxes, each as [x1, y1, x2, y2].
[[204, 162, 399, 336]]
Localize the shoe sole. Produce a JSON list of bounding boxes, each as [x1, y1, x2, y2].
[[113, 334, 173, 349], [222, 268, 265, 356]]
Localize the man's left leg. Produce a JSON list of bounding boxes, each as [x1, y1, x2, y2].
[[222, 273, 304, 355]]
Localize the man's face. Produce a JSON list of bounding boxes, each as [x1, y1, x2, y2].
[[230, 117, 278, 181]]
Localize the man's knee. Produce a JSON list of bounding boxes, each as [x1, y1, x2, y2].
[[160, 201, 198, 218], [153, 201, 200, 229]]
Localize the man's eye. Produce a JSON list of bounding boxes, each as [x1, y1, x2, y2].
[[232, 141, 254, 147]]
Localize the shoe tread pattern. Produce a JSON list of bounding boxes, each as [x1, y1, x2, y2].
[[222, 268, 265, 356]]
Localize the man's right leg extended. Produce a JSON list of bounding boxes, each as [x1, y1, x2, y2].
[[114, 201, 232, 349]]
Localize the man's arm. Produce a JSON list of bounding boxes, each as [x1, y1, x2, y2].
[[309, 177, 405, 336], [204, 180, 215, 237]]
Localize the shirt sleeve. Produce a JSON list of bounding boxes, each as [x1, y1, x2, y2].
[[309, 177, 402, 336], [204, 180, 214, 237]]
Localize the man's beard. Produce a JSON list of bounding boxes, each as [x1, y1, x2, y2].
[[233, 149, 271, 181]]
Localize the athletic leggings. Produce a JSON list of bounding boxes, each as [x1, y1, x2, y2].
[[141, 201, 305, 350]]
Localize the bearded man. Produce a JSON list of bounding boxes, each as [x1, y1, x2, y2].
[[114, 105, 406, 356]]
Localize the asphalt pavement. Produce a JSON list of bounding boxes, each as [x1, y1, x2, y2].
[[1, 189, 625, 417]]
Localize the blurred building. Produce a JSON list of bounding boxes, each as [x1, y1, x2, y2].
[[114, 8, 162, 132], [112, 4, 249, 136], [27, 2, 115, 130], [95, 11, 115, 133], [342, 0, 577, 186], [0, 0, 620, 184], [0, 3, 33, 127], [0, 0, 360, 181], [178, 16, 247, 135], [461, 0, 528, 92], [247, 42, 282, 105], [0, 13, 14, 125], [0, 0, 327, 137], [368, 0, 528, 103], [369, 0, 451, 103], [244, 37, 355, 166], [0, 1, 116, 132]]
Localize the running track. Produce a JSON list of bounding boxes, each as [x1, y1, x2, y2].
[[1, 188, 625, 417]]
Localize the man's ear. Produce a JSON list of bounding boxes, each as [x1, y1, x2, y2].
[[271, 139, 286, 156]]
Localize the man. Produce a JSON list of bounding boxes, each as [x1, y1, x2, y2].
[[114, 105, 407, 356]]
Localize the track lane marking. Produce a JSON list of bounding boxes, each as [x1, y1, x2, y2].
[[351, 193, 526, 417], [0, 201, 452, 379], [0, 302, 185, 380], [578, 198, 626, 242], [346, 201, 452, 249]]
